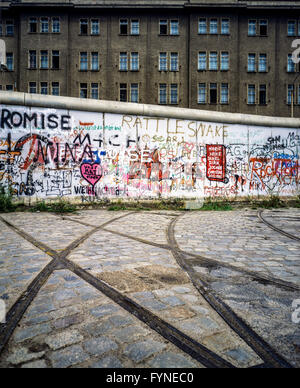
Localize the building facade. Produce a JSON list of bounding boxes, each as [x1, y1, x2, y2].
[[1, 0, 300, 117]]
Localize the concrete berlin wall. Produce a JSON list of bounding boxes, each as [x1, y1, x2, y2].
[[0, 91, 299, 202]]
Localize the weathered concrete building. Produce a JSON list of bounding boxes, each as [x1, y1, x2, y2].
[[1, 0, 300, 117]]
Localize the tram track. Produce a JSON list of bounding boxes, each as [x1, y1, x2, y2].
[[0, 208, 297, 368]]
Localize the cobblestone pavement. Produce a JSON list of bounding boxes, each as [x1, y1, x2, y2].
[[0, 208, 299, 368]]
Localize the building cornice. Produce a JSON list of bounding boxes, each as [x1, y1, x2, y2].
[[2, 1, 300, 11]]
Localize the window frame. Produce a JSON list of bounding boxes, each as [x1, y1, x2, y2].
[[159, 52, 168, 71], [6, 52, 14, 71], [198, 51, 207, 71], [170, 52, 179, 72], [198, 18, 207, 35], [29, 81, 37, 94], [130, 83, 139, 103], [40, 17, 49, 34], [120, 19, 129, 35], [80, 52, 88, 71], [131, 19, 140, 36], [220, 83, 229, 105], [51, 82, 60, 96], [29, 17, 38, 34], [120, 83, 128, 102], [198, 83, 207, 105], [159, 83, 167, 104], [247, 84, 256, 105], [52, 17, 60, 34], [29, 50, 37, 70], [80, 83, 88, 99], [119, 52, 128, 71], [91, 19, 100, 36], [80, 19, 88, 36], [40, 50, 49, 69]]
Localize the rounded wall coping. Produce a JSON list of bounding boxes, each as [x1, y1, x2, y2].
[[1, 91, 300, 129]]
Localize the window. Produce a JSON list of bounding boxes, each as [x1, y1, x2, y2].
[[170, 20, 179, 35], [198, 83, 206, 104], [221, 83, 229, 104], [52, 51, 60, 69], [40, 50, 49, 69], [6, 53, 13, 71], [209, 52, 218, 71], [198, 18, 207, 34], [80, 52, 88, 71], [120, 52, 128, 71], [80, 19, 88, 35], [120, 19, 128, 35], [259, 85, 267, 105], [248, 84, 256, 105], [91, 83, 99, 99], [210, 19, 218, 35], [120, 83, 127, 102], [259, 20, 267, 36], [248, 20, 256, 36], [52, 17, 60, 33], [159, 84, 167, 104], [80, 83, 88, 99], [288, 21, 296, 36], [130, 83, 139, 103], [29, 18, 37, 33], [220, 52, 229, 71], [52, 82, 60, 96], [130, 52, 139, 71], [91, 19, 99, 35], [41, 18, 49, 33], [210, 83, 217, 104], [170, 53, 178, 71], [29, 51, 37, 69], [6, 20, 14, 36], [221, 19, 230, 35], [159, 52, 167, 71], [29, 82, 37, 94], [41, 82, 48, 95], [287, 54, 296, 72], [287, 84, 294, 105], [131, 20, 139, 35], [159, 20, 168, 35], [6, 85, 13, 91], [170, 84, 178, 104], [259, 54, 267, 72], [248, 54, 256, 72], [91, 52, 99, 71], [198, 52, 207, 71]]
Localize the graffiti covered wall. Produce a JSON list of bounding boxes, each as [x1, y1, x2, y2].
[[0, 104, 299, 201]]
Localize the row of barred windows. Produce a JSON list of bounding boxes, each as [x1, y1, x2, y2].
[[2, 18, 300, 37], [3, 51, 299, 74], [1, 82, 297, 106]]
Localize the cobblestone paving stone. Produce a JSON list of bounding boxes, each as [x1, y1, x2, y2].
[[0, 219, 51, 311], [0, 270, 204, 368], [0, 209, 299, 368], [0, 213, 93, 252], [175, 210, 300, 287], [66, 210, 130, 227], [105, 212, 174, 245]]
